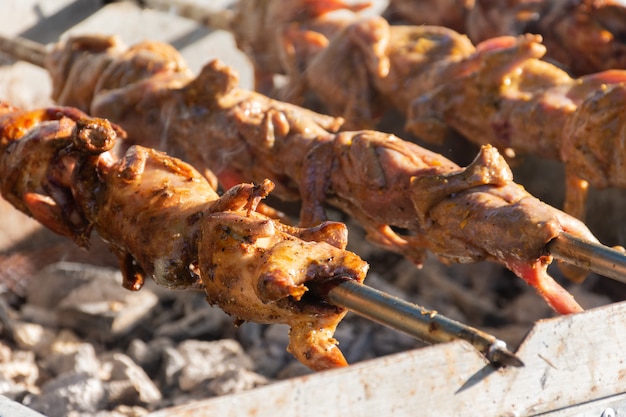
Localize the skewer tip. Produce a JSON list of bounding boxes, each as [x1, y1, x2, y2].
[[487, 340, 524, 367]]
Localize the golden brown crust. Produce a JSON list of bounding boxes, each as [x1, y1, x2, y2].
[[0, 104, 369, 370]]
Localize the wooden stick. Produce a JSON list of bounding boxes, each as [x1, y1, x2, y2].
[[0, 34, 46, 67]]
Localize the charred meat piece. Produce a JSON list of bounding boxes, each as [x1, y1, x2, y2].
[[0, 105, 369, 370]]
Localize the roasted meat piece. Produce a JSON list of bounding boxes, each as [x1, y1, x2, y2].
[[230, 0, 372, 95], [94, 61, 596, 312], [0, 105, 369, 370], [406, 34, 626, 220], [41, 35, 601, 313], [46, 35, 125, 111], [411, 145, 594, 313], [387, 0, 626, 75], [0, 102, 119, 245], [387, 0, 474, 32], [301, 16, 475, 128], [467, 0, 626, 75]]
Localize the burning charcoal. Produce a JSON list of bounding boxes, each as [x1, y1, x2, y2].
[[11, 321, 55, 355], [160, 345, 186, 390], [41, 343, 99, 377], [175, 340, 253, 392], [154, 305, 230, 340], [55, 266, 158, 342], [340, 322, 374, 364], [372, 326, 422, 358], [244, 324, 292, 377], [99, 352, 162, 406], [25, 262, 113, 310], [205, 368, 268, 396], [98, 405, 149, 417], [22, 372, 106, 417], [276, 360, 314, 380], [236, 322, 264, 349], [126, 337, 173, 378], [46, 329, 83, 355], [0, 349, 38, 398], [263, 324, 291, 358]]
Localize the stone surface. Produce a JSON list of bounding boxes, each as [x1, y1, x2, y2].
[[23, 372, 107, 417], [176, 339, 253, 392], [99, 352, 162, 406]]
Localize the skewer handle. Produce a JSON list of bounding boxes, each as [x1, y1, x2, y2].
[[325, 279, 524, 367], [0, 35, 46, 67], [550, 233, 626, 285]]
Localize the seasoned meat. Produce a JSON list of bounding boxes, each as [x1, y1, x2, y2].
[[302, 16, 475, 128], [387, 0, 474, 32], [0, 102, 117, 245], [0, 105, 369, 370], [411, 145, 594, 313], [406, 34, 626, 219], [230, 0, 371, 94], [387, 0, 626, 75], [41, 35, 600, 313]]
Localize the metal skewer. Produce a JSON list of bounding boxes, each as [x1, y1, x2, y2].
[[549, 233, 626, 285], [321, 279, 524, 367]]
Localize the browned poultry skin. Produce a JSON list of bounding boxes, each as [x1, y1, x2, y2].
[[42, 36, 600, 314], [464, 0, 546, 42], [468, 0, 626, 76], [411, 145, 594, 313], [230, 0, 371, 95], [297, 16, 392, 128], [387, 0, 475, 32], [45, 36, 193, 153], [388, 0, 626, 75], [227, 5, 626, 228], [407, 35, 573, 157], [406, 34, 626, 217], [200, 210, 368, 370], [0, 107, 369, 371], [0, 103, 116, 245], [242, 13, 476, 130], [302, 17, 476, 128], [46, 35, 125, 110]]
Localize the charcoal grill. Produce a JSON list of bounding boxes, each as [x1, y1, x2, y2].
[[2, 1, 626, 416]]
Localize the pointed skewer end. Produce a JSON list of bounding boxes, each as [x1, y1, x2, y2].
[[486, 340, 524, 367]]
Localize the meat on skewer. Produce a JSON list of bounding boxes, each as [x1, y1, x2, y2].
[[230, 0, 373, 95], [0, 102, 369, 370], [0, 102, 526, 368], [386, 0, 626, 76], [26, 35, 606, 314], [405, 34, 626, 222], [224, 7, 626, 225]]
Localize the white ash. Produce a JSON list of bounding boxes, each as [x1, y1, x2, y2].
[[0, 240, 617, 415]]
